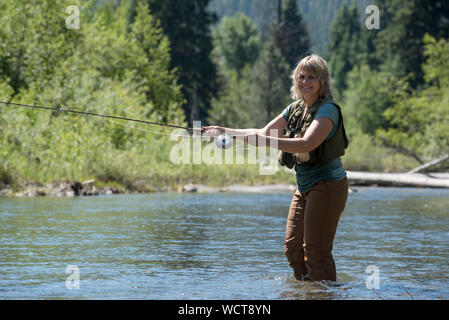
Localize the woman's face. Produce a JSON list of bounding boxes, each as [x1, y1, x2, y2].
[[297, 70, 321, 99]]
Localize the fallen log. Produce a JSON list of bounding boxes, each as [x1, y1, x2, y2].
[[346, 171, 449, 188]]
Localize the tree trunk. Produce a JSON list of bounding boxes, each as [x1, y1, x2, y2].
[[407, 154, 449, 174]]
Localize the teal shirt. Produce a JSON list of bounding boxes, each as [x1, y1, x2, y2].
[[281, 103, 347, 193]]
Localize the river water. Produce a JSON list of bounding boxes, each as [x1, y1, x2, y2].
[[0, 187, 448, 300]]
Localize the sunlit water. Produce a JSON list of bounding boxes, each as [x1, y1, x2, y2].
[[0, 187, 448, 300]]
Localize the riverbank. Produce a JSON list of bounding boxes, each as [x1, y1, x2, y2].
[[2, 171, 448, 197], [0, 180, 299, 197], [0, 179, 366, 197], [0, 180, 123, 197]]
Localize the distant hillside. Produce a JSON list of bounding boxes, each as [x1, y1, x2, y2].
[[208, 0, 371, 55]]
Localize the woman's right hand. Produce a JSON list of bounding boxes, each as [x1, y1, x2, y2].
[[202, 126, 226, 137]]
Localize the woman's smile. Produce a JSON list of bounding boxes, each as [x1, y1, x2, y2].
[[298, 72, 320, 99]]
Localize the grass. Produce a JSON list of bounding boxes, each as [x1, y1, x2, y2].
[[342, 133, 420, 172], [0, 122, 421, 194]]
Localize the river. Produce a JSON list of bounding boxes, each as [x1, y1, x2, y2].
[[0, 187, 448, 299]]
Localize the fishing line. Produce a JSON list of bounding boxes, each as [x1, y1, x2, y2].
[[0, 100, 194, 131], [105, 117, 190, 137], [0, 100, 248, 150], [108, 118, 250, 151]]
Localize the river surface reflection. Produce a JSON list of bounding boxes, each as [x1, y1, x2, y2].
[[1, 187, 448, 299]]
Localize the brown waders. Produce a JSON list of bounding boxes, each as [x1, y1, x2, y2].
[[284, 177, 348, 281]]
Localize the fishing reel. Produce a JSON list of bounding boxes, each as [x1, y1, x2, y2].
[[215, 134, 232, 149], [203, 128, 233, 149]]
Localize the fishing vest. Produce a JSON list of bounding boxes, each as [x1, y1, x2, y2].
[[278, 98, 349, 168]]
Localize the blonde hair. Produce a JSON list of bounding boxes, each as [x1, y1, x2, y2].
[[290, 54, 333, 101]]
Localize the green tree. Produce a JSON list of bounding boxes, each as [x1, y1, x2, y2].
[[208, 13, 261, 128], [374, 0, 449, 88], [0, 0, 83, 95], [0, 0, 185, 185], [209, 0, 372, 55], [376, 35, 449, 163], [248, 39, 291, 126], [327, 2, 362, 97], [212, 13, 260, 76], [342, 65, 397, 136], [274, 0, 310, 69], [128, 0, 218, 125], [207, 67, 255, 128]]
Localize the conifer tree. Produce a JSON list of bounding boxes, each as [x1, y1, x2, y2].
[[274, 0, 310, 69], [128, 0, 218, 124], [327, 3, 362, 97], [376, 35, 449, 162], [248, 39, 291, 126], [373, 0, 449, 88], [212, 13, 260, 76]]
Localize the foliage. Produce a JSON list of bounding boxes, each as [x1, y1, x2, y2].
[[129, 0, 218, 124], [2, 0, 449, 193], [334, 1, 449, 169], [376, 35, 449, 163], [208, 13, 262, 128], [0, 0, 83, 94], [274, 0, 310, 69], [209, 8, 291, 130], [212, 13, 260, 75], [0, 0, 184, 186], [342, 64, 397, 136], [373, 0, 449, 88], [327, 3, 362, 97], [208, 67, 256, 128], [341, 133, 419, 172], [247, 39, 291, 126]]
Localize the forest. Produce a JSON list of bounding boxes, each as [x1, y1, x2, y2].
[[1, 0, 448, 193]]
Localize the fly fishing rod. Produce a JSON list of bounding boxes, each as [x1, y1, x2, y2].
[[0, 100, 234, 148], [0, 100, 194, 131]]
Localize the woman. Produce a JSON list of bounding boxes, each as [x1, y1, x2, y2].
[[203, 54, 349, 281]]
